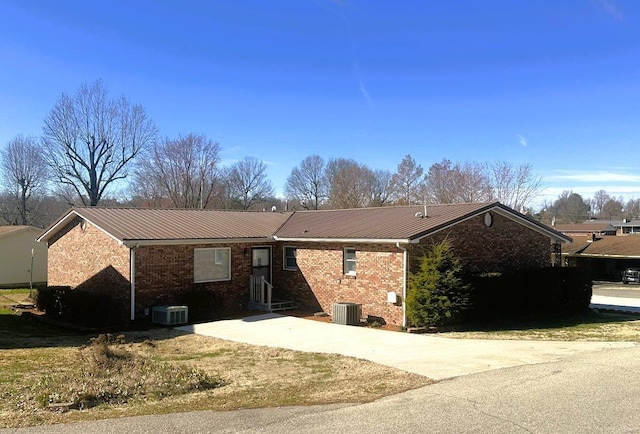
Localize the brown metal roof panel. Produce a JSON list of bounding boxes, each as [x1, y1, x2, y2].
[[578, 235, 640, 257], [75, 208, 291, 241], [276, 203, 493, 240]]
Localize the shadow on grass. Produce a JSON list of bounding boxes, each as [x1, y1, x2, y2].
[[0, 311, 193, 350], [454, 309, 640, 333]]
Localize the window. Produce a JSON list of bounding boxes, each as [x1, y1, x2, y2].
[[284, 246, 297, 270], [194, 248, 231, 282], [344, 248, 356, 275]]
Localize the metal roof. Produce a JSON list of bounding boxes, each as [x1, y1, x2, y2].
[[38, 202, 570, 245], [274, 203, 493, 241], [554, 223, 616, 232], [570, 235, 640, 258], [39, 208, 291, 244]]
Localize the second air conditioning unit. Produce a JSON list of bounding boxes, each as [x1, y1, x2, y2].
[[332, 302, 361, 326]]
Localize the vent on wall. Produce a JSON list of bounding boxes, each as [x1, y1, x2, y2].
[[152, 305, 188, 325], [332, 302, 361, 326]]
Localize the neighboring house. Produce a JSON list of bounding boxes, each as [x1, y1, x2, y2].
[[565, 235, 640, 281], [0, 226, 47, 287], [608, 219, 640, 235], [554, 223, 617, 238], [37, 202, 570, 327]]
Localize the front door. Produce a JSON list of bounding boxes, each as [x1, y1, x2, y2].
[[252, 247, 271, 283]]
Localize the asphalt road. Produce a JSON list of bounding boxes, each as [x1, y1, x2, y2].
[[6, 345, 640, 434]]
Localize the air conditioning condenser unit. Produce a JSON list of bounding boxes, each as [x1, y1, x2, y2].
[[332, 302, 361, 326], [152, 305, 188, 325]]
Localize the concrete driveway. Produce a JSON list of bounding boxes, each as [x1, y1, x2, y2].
[[177, 313, 633, 380]]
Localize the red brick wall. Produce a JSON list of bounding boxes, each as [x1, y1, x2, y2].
[[274, 212, 552, 326], [413, 212, 551, 273], [133, 242, 271, 319], [274, 243, 405, 326], [47, 217, 131, 317]]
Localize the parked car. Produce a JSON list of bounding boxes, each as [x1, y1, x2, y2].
[[622, 268, 640, 284]]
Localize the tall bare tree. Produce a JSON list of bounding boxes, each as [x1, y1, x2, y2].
[[601, 198, 624, 220], [425, 159, 492, 204], [591, 189, 611, 217], [489, 162, 543, 210], [325, 158, 374, 209], [389, 154, 424, 204], [226, 156, 274, 210], [626, 198, 640, 218], [0, 135, 48, 225], [284, 155, 328, 210], [42, 80, 157, 206], [368, 169, 393, 207], [132, 133, 221, 209]]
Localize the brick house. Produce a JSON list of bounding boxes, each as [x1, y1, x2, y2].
[[38, 202, 570, 326]]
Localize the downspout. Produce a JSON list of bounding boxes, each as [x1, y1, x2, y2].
[[130, 246, 136, 321], [396, 242, 408, 329]]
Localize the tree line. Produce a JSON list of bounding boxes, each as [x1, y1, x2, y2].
[[4, 79, 627, 229], [537, 190, 640, 225]]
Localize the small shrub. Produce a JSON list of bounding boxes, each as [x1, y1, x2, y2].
[[34, 286, 72, 317], [406, 240, 470, 327], [35, 286, 126, 327]]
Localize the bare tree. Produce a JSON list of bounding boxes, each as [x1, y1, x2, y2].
[[590, 189, 611, 217], [325, 158, 374, 209], [626, 198, 640, 218], [489, 162, 543, 210], [0, 135, 48, 225], [425, 159, 492, 204], [389, 154, 424, 204], [284, 155, 328, 210], [132, 133, 221, 209], [226, 156, 274, 210], [601, 198, 624, 220], [42, 80, 157, 206], [368, 169, 393, 206]]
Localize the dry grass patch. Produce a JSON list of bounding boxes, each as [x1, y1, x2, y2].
[[447, 311, 640, 341], [0, 328, 431, 428]]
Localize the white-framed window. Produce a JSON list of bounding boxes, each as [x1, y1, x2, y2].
[[284, 246, 297, 270], [344, 248, 356, 275], [194, 247, 231, 282]]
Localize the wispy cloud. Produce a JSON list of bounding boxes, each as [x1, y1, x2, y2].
[[516, 134, 528, 147], [597, 0, 623, 21], [546, 170, 640, 183], [353, 61, 372, 105], [331, 1, 372, 106]]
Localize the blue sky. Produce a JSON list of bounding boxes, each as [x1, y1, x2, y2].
[[2, 0, 640, 209]]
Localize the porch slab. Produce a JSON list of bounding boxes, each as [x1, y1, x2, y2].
[[176, 313, 633, 380]]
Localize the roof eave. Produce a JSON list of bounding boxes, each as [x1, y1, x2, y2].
[[123, 237, 274, 247], [273, 236, 410, 244]]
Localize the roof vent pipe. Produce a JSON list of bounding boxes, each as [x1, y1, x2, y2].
[[424, 204, 428, 218]]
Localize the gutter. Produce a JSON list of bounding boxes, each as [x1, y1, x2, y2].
[[396, 242, 408, 329]]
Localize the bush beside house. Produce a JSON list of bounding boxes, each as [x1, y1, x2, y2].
[[406, 240, 471, 327], [406, 240, 593, 327]]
